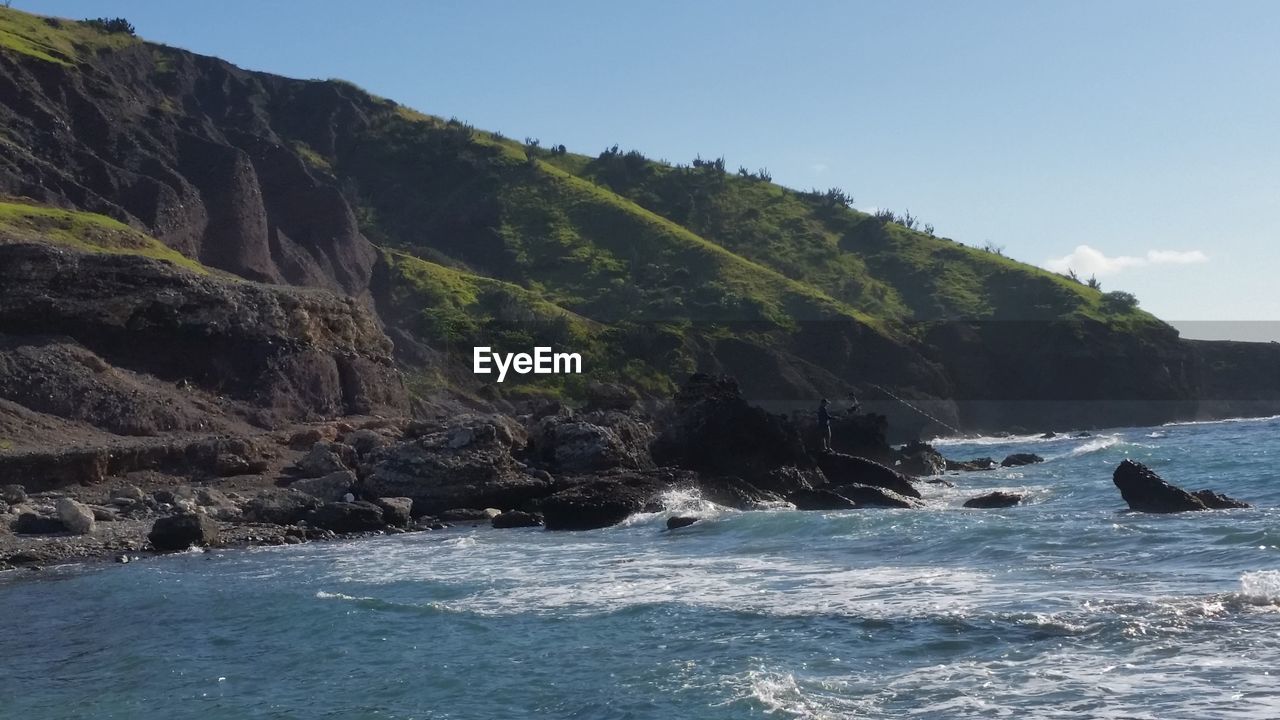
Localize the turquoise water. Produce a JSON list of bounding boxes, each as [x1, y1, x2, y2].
[[4, 417, 1280, 719]]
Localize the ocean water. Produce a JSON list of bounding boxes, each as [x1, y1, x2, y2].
[[3, 418, 1280, 719]]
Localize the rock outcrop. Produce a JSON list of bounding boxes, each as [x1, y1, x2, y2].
[[1001, 453, 1044, 468], [527, 411, 654, 473], [1112, 460, 1205, 513], [964, 491, 1025, 508], [149, 513, 220, 551], [815, 452, 921, 499], [539, 469, 695, 531]]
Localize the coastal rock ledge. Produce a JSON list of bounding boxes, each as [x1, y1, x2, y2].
[[1112, 459, 1250, 513]]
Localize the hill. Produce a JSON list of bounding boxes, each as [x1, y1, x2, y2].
[[0, 6, 1276, 434]]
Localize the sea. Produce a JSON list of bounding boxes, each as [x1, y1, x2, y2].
[[3, 416, 1280, 719]]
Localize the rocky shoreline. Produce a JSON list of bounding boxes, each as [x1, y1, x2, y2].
[[2, 373, 1256, 574]]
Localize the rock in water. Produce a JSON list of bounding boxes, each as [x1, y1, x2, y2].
[[788, 488, 858, 511], [1112, 460, 1206, 513], [897, 442, 947, 477], [1191, 489, 1251, 510], [815, 452, 921, 499], [666, 516, 699, 530], [149, 514, 220, 551], [540, 469, 693, 531], [56, 498, 95, 535], [1001, 453, 1044, 467], [964, 491, 1025, 508], [945, 457, 996, 471], [307, 502, 385, 533], [493, 510, 543, 529], [830, 483, 923, 509]]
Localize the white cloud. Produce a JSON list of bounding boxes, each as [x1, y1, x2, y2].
[[1044, 245, 1208, 276]]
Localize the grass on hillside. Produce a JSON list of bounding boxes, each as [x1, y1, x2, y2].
[[0, 7, 138, 65], [0, 198, 205, 273]]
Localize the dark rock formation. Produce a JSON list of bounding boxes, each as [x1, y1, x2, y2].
[[964, 491, 1025, 508], [815, 451, 921, 499], [651, 375, 811, 485], [1112, 460, 1206, 513], [13, 513, 64, 534], [946, 457, 996, 471], [1190, 489, 1251, 510], [540, 469, 696, 531], [308, 501, 385, 533], [492, 510, 543, 529], [697, 476, 786, 510], [149, 513, 219, 550], [897, 441, 946, 477], [788, 488, 858, 511], [830, 483, 924, 509], [1001, 453, 1044, 468], [666, 516, 699, 530], [289, 470, 357, 502]]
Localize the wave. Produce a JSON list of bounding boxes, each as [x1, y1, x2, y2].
[[1059, 435, 1122, 457], [1162, 414, 1280, 428], [1235, 570, 1280, 605]]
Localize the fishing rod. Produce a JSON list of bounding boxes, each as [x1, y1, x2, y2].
[[868, 383, 962, 436]]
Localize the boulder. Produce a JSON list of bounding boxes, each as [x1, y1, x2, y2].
[[788, 488, 858, 511], [1191, 489, 1251, 510], [1001, 453, 1044, 468], [492, 510, 543, 529], [830, 483, 924, 509], [56, 498, 95, 535], [90, 505, 119, 522], [364, 418, 548, 515], [815, 452, 921, 499], [1112, 460, 1206, 513], [242, 489, 323, 525], [373, 497, 413, 527], [149, 513, 220, 551], [963, 491, 1025, 509], [541, 469, 694, 531], [290, 470, 358, 502], [666, 516, 699, 530], [110, 485, 146, 503], [1, 484, 26, 505], [294, 442, 353, 478], [194, 488, 242, 521], [945, 457, 996, 472], [439, 508, 499, 523], [307, 501, 385, 533], [344, 429, 389, 457], [528, 411, 655, 473], [650, 374, 812, 485], [897, 442, 946, 477], [13, 512, 64, 534]]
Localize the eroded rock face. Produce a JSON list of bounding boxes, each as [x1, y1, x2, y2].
[[815, 452, 921, 499], [307, 501, 384, 533], [0, 245, 407, 422], [1191, 489, 1251, 510], [897, 442, 947, 477], [788, 488, 858, 511], [651, 374, 812, 485], [492, 510, 543, 529], [242, 489, 322, 525], [364, 416, 547, 516], [1112, 460, 1205, 513]]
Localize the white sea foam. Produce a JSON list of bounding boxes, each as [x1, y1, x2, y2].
[[1062, 435, 1121, 457], [1162, 414, 1280, 428], [1238, 570, 1280, 604]]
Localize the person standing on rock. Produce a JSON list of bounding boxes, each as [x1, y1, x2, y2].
[[818, 398, 833, 452], [845, 392, 861, 416]]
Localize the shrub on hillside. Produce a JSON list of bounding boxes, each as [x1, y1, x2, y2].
[[81, 17, 135, 35], [1102, 290, 1139, 313]]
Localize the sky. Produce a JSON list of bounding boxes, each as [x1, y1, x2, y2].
[[18, 0, 1280, 339]]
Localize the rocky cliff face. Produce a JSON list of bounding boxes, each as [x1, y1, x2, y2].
[[0, 244, 406, 430], [0, 44, 378, 298]]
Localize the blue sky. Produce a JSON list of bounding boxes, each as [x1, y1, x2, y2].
[[19, 0, 1280, 337]]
